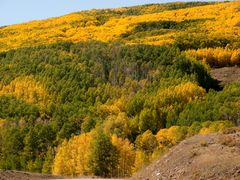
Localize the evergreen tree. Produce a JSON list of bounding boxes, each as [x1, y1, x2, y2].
[[88, 130, 119, 177]]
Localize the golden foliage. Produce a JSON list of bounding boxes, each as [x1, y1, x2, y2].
[[156, 121, 233, 148], [156, 82, 206, 106], [103, 112, 131, 138], [156, 126, 187, 147], [0, 2, 239, 51], [0, 76, 50, 105], [53, 132, 136, 177], [52, 133, 92, 176], [52, 121, 232, 176], [172, 82, 206, 102], [0, 118, 6, 127], [186, 48, 240, 67], [199, 121, 233, 135], [111, 135, 135, 177], [133, 150, 147, 172], [99, 96, 126, 115]]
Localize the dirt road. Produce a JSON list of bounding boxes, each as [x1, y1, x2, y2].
[[0, 170, 123, 180]]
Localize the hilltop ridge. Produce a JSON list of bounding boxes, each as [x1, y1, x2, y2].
[[0, 1, 239, 52]]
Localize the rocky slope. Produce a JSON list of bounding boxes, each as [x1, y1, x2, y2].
[[131, 128, 240, 180]]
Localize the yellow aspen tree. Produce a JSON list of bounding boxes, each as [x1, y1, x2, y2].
[[231, 50, 240, 65], [53, 133, 92, 176], [132, 150, 147, 173], [52, 140, 68, 175], [111, 135, 135, 177]]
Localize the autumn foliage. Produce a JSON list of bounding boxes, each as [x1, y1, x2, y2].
[[186, 48, 240, 67], [52, 121, 233, 177], [0, 1, 239, 52], [0, 1, 239, 178]]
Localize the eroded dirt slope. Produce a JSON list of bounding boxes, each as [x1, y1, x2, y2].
[[210, 67, 240, 85], [131, 128, 240, 180], [0, 170, 61, 180]]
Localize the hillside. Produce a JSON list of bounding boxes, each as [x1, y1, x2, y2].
[[0, 1, 240, 179], [1, 129, 239, 180], [131, 128, 240, 180], [0, 1, 239, 52]]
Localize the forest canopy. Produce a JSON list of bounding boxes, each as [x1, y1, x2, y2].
[[0, 41, 238, 177], [0, 1, 240, 178]]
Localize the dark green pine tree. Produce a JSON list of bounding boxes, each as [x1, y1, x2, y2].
[[88, 130, 119, 177]]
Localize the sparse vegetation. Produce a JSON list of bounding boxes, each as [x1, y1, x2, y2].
[[131, 131, 240, 180], [200, 140, 208, 147]]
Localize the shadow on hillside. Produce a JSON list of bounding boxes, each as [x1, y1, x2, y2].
[[120, 18, 214, 40]]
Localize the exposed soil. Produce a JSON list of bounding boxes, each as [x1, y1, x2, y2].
[[131, 129, 240, 180], [210, 67, 240, 86], [0, 170, 122, 180], [0, 170, 62, 180]]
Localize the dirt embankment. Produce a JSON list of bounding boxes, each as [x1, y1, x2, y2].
[[210, 67, 240, 86], [0, 170, 122, 180], [0, 170, 62, 180], [131, 128, 240, 180]]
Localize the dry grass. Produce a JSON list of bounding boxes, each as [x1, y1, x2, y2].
[[223, 127, 240, 134], [199, 140, 208, 147], [219, 135, 237, 147]]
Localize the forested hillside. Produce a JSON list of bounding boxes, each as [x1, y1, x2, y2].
[[0, 1, 240, 178], [0, 1, 239, 52]]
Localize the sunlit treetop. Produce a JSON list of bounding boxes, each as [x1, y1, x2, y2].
[[0, 1, 239, 52]]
